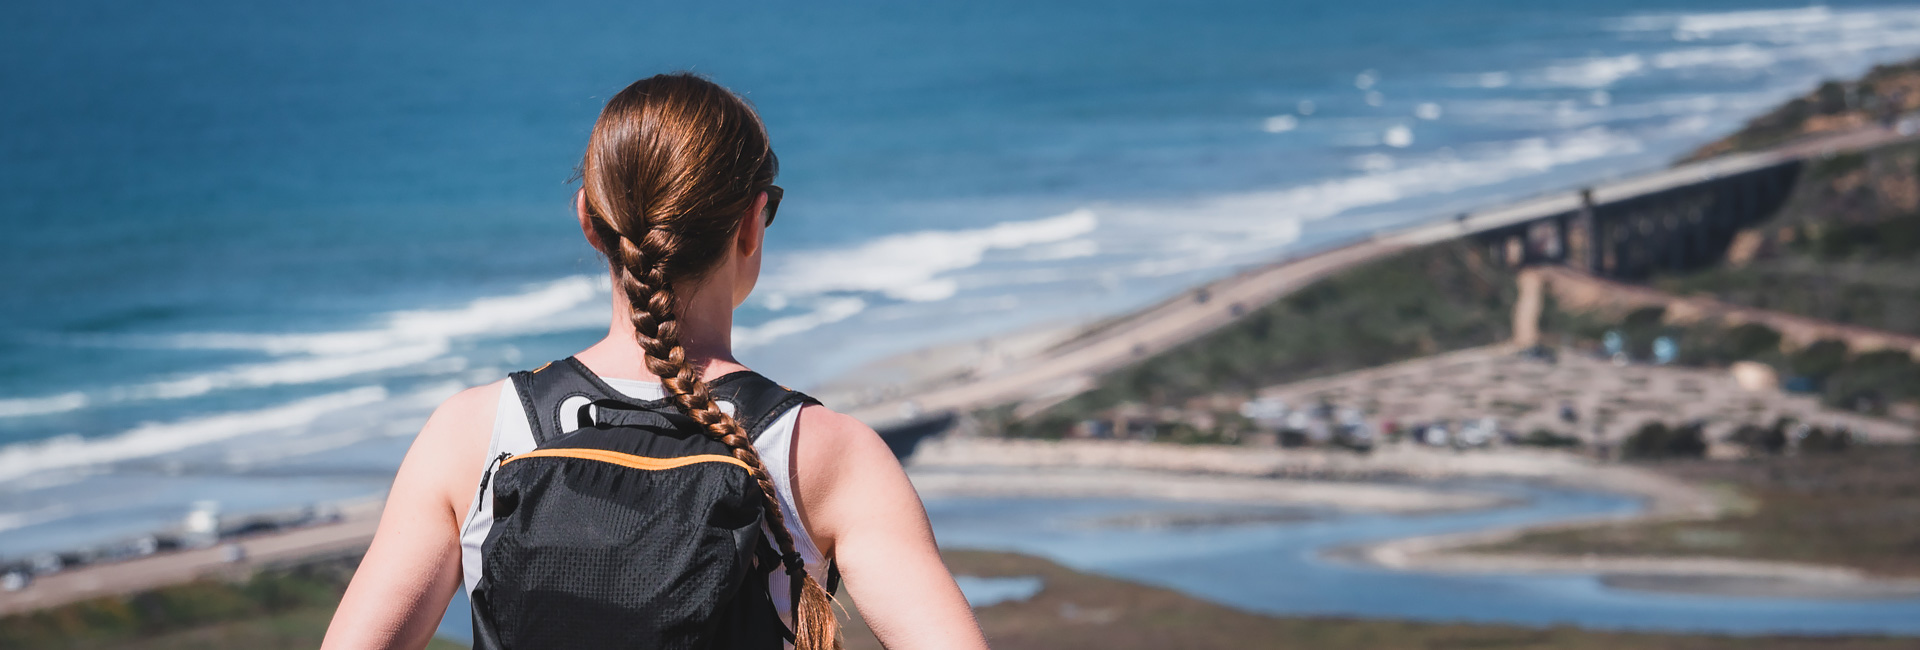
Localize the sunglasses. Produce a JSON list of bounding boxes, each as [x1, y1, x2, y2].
[[762, 185, 783, 227]]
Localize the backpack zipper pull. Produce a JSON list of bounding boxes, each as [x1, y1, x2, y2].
[[476, 451, 511, 501]]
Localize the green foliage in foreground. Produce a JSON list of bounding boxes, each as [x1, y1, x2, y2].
[[1007, 242, 1515, 436], [0, 556, 463, 650]]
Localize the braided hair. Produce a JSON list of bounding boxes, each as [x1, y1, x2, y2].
[[579, 72, 839, 650]]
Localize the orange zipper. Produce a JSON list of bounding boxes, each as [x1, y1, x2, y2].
[[502, 448, 750, 472]]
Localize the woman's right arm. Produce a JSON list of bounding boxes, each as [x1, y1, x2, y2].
[[322, 383, 497, 650], [793, 406, 991, 649]]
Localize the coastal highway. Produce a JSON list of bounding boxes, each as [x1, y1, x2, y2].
[[0, 502, 382, 617], [846, 124, 1920, 427]]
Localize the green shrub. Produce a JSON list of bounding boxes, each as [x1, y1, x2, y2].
[[1623, 421, 1708, 460], [1515, 429, 1583, 448], [1037, 241, 1514, 422], [1722, 323, 1784, 360], [1729, 422, 1789, 455], [1789, 339, 1850, 379]]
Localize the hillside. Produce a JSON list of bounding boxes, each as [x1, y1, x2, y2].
[[1683, 57, 1920, 162]]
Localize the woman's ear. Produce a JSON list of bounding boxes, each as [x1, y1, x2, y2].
[[577, 189, 608, 254], [735, 191, 769, 260]]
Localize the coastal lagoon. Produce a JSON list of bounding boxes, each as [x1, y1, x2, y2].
[[925, 488, 1920, 635]]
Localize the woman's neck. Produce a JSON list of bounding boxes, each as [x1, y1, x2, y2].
[[574, 270, 749, 383]]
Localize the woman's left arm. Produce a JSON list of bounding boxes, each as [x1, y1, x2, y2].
[[322, 384, 495, 649], [793, 406, 990, 650]]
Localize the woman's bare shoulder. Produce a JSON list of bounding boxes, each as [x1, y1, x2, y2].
[[402, 380, 503, 515], [794, 403, 888, 459], [792, 403, 908, 503], [422, 380, 503, 442]]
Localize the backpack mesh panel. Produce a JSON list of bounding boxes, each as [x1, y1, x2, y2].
[[474, 456, 768, 649]]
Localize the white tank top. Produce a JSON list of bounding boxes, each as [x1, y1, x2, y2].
[[456, 377, 826, 629]]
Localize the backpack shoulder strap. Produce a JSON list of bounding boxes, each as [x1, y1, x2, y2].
[[508, 357, 642, 445], [706, 371, 821, 442], [510, 360, 817, 445]]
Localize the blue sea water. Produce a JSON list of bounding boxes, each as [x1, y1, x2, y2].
[[3, 0, 1920, 585]]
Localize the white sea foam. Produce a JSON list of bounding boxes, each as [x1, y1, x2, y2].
[[760, 209, 1099, 304], [0, 392, 88, 418], [1537, 54, 1646, 88], [1527, 6, 1920, 92], [158, 276, 601, 356], [1020, 239, 1100, 262], [734, 298, 868, 350], [1651, 43, 1777, 70], [1104, 127, 1645, 274], [0, 387, 387, 482], [1615, 6, 1920, 52], [1615, 7, 1836, 38], [1448, 93, 1773, 131], [5, 277, 606, 420], [1383, 125, 1414, 148], [221, 381, 465, 467], [111, 343, 449, 402], [1229, 127, 1638, 221], [0, 505, 70, 533]]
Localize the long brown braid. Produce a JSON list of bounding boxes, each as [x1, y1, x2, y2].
[[578, 73, 840, 650]]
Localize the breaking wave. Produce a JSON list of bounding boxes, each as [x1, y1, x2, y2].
[[0, 387, 389, 482]]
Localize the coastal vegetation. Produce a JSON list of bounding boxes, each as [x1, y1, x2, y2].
[[1655, 140, 1920, 343], [1545, 305, 1920, 415], [993, 241, 1518, 438], [1483, 445, 1920, 579]]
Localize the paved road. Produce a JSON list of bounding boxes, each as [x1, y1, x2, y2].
[[0, 504, 381, 616], [849, 125, 1919, 426]]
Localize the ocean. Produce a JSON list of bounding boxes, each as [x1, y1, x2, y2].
[[4, 0, 1920, 557]]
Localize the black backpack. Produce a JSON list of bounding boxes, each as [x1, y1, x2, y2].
[[470, 358, 825, 649]]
